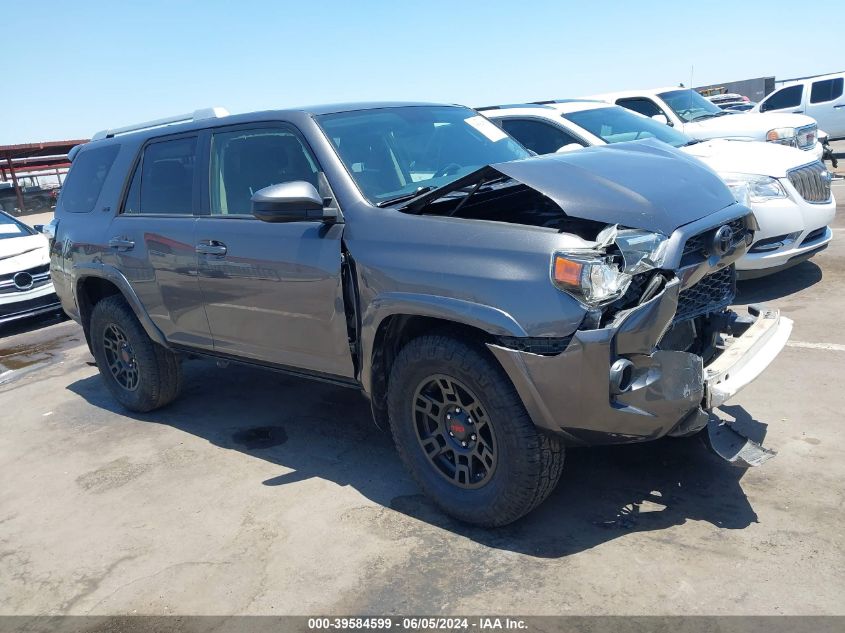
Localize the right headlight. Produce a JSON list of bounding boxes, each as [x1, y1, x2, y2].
[[721, 173, 787, 204]]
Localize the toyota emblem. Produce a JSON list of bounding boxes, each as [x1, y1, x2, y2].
[[13, 271, 34, 291], [711, 225, 734, 256]]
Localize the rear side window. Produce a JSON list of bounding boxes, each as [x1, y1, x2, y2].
[[761, 85, 803, 111], [123, 136, 197, 215], [60, 145, 120, 213], [810, 78, 844, 104], [499, 118, 585, 155]]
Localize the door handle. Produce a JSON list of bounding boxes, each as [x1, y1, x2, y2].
[[195, 240, 227, 257], [108, 236, 135, 251], [834, 104, 845, 109]]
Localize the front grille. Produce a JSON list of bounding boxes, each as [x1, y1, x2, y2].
[[674, 266, 735, 323], [681, 217, 749, 266], [788, 161, 832, 203], [795, 124, 817, 150], [0, 263, 52, 295]]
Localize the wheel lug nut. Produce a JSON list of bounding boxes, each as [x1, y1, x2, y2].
[[446, 414, 451, 420], [461, 441, 467, 447], [449, 431, 454, 437], [456, 408, 461, 413], [470, 434, 476, 441]]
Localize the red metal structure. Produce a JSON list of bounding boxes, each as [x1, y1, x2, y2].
[[0, 139, 88, 212]]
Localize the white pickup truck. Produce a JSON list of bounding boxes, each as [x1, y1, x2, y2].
[[588, 87, 824, 160]]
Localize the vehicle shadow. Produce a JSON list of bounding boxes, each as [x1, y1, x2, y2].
[[0, 310, 67, 340], [67, 359, 760, 558], [735, 261, 822, 304]]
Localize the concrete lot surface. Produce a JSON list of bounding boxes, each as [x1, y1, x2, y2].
[[1, 196, 844, 616]]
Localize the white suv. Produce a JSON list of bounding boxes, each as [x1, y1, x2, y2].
[[588, 87, 824, 160], [752, 72, 845, 139], [481, 100, 835, 278]]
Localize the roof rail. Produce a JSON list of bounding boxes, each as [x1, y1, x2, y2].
[[475, 103, 551, 111], [91, 107, 230, 141]]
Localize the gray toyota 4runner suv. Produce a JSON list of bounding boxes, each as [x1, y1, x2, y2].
[[48, 103, 792, 526]]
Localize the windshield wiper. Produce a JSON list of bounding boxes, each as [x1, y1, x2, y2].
[[376, 186, 436, 208], [681, 139, 703, 147]]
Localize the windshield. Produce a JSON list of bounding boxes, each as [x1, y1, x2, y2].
[[658, 89, 723, 122], [0, 212, 35, 240], [562, 106, 691, 148], [316, 106, 530, 204]]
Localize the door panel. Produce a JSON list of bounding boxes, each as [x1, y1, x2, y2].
[[195, 123, 355, 378], [195, 218, 353, 376]]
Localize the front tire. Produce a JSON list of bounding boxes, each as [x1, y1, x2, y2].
[[90, 295, 182, 412], [387, 335, 563, 527]]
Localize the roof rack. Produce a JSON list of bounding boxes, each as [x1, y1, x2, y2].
[[91, 107, 230, 141], [531, 98, 600, 105]]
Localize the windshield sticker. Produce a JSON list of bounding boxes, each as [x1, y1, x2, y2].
[[465, 116, 508, 142]]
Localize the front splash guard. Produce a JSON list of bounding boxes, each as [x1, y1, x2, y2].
[[705, 416, 777, 468]]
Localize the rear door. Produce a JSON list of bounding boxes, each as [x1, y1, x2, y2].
[[105, 134, 211, 349], [194, 122, 354, 378], [807, 77, 845, 137]]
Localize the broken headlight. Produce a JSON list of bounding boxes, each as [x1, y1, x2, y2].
[[551, 227, 669, 307]]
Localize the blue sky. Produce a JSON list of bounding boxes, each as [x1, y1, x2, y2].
[[3, 0, 840, 144]]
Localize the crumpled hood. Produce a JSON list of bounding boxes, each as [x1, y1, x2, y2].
[[491, 139, 737, 235], [0, 233, 49, 274], [682, 138, 814, 178], [683, 112, 817, 141]]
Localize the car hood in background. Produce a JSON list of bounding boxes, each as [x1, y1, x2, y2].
[[681, 138, 817, 178], [490, 139, 737, 235], [0, 233, 49, 274], [683, 112, 818, 141]]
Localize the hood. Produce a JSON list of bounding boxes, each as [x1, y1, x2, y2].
[[683, 112, 817, 141], [681, 138, 815, 178], [487, 139, 737, 235], [0, 233, 49, 274]]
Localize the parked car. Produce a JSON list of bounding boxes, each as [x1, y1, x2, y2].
[[482, 101, 835, 278], [0, 181, 54, 216], [706, 92, 752, 109], [722, 102, 757, 113], [50, 103, 791, 526], [0, 210, 60, 325], [587, 87, 824, 159], [752, 72, 845, 139]]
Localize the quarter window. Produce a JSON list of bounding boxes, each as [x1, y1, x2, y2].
[[761, 85, 803, 111], [498, 118, 586, 155], [61, 144, 120, 213], [810, 78, 844, 104], [209, 127, 319, 215], [123, 137, 197, 215]]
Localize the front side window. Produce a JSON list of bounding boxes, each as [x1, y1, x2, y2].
[[124, 136, 197, 215], [60, 144, 120, 213], [316, 106, 529, 204], [498, 118, 586, 155], [760, 85, 803, 112], [810, 78, 844, 104], [657, 89, 723, 122], [616, 98, 664, 119], [209, 127, 319, 215], [562, 106, 690, 148]]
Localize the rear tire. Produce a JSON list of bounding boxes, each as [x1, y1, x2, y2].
[[90, 295, 182, 412], [387, 334, 563, 527]]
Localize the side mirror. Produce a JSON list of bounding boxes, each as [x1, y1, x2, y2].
[[251, 181, 337, 223], [33, 224, 44, 233], [651, 114, 671, 126], [556, 143, 583, 153]]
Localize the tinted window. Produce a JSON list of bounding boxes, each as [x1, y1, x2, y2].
[[616, 98, 663, 118], [124, 137, 197, 215], [0, 211, 34, 240], [499, 118, 586, 155], [562, 106, 690, 147], [209, 127, 319, 215], [60, 145, 119, 213], [761, 85, 803, 111], [810, 78, 844, 104], [317, 106, 529, 204]]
